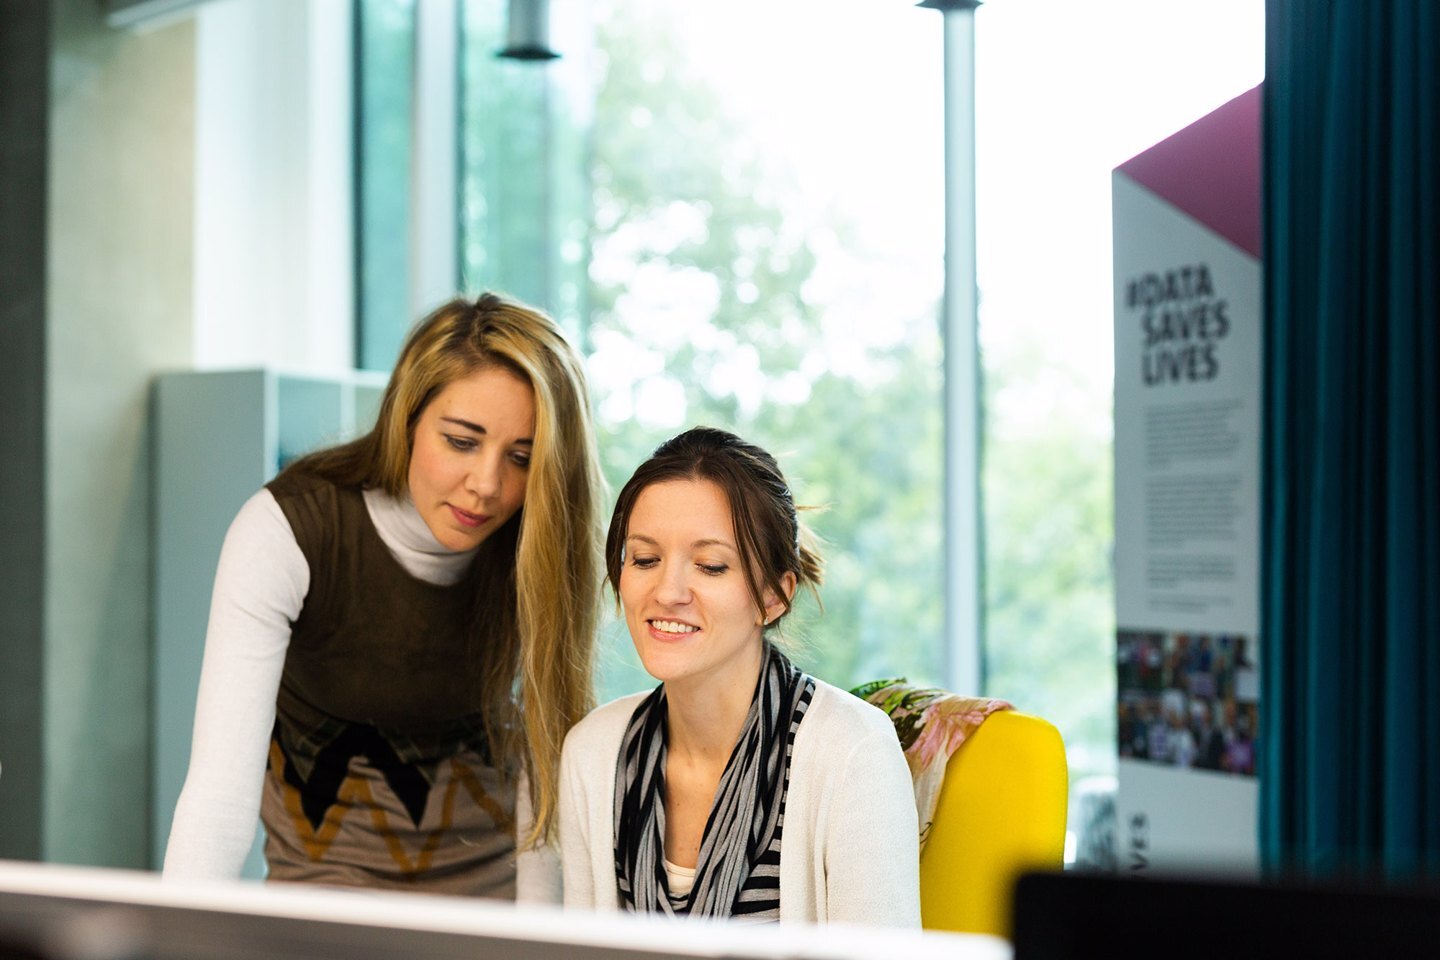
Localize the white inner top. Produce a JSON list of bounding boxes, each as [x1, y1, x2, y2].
[[663, 858, 697, 898]]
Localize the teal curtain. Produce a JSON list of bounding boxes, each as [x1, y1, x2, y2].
[[1261, 1, 1440, 879]]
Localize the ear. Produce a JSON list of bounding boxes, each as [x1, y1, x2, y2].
[[760, 571, 798, 626]]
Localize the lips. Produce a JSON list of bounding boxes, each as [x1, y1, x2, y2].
[[448, 504, 490, 528]]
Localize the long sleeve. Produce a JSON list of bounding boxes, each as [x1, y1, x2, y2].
[[819, 725, 922, 926], [558, 723, 599, 908], [556, 694, 644, 911], [162, 490, 307, 880], [514, 765, 563, 904]]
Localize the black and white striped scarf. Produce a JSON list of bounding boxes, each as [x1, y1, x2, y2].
[[613, 644, 814, 918]]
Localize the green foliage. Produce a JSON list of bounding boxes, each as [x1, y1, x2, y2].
[[584, 1, 946, 700], [981, 340, 1115, 779]]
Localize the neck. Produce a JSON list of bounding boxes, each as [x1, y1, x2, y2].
[[664, 642, 767, 763], [362, 487, 477, 585]]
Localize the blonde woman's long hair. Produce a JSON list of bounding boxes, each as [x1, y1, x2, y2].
[[282, 292, 603, 847]]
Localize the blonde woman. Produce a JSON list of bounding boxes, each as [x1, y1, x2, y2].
[[164, 293, 603, 898]]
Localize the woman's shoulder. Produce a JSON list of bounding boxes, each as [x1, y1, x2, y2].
[[264, 470, 366, 553], [226, 488, 296, 550], [266, 466, 349, 505], [564, 690, 651, 751], [211, 488, 310, 626], [802, 677, 904, 744]]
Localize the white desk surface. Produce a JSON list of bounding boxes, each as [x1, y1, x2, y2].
[[0, 859, 1011, 960]]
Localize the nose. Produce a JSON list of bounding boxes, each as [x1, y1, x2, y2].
[[465, 451, 504, 500], [654, 562, 692, 606]]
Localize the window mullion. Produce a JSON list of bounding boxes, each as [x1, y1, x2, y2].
[[411, 0, 460, 315], [938, 2, 983, 697]]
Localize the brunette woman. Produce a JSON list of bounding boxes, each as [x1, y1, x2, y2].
[[559, 427, 919, 924]]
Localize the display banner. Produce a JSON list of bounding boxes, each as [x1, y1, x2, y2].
[[1112, 86, 1261, 873]]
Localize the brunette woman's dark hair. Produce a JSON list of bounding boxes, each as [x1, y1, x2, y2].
[[604, 426, 822, 628]]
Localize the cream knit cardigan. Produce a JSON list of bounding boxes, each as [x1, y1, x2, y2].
[[558, 679, 922, 926]]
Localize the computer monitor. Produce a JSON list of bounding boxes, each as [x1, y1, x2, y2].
[[1012, 869, 1440, 960]]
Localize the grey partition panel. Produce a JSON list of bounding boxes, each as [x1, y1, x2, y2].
[[275, 377, 345, 470], [350, 378, 386, 438], [151, 370, 387, 876], [152, 370, 274, 876]]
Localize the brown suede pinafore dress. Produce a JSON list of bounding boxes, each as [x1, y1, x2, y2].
[[260, 471, 516, 896]]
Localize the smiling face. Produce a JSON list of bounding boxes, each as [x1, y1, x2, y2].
[[619, 478, 793, 695], [406, 364, 536, 552]]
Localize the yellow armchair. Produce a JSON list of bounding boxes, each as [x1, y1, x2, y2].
[[919, 709, 1068, 937]]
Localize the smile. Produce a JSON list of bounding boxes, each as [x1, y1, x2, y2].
[[649, 619, 699, 635], [448, 505, 490, 528]]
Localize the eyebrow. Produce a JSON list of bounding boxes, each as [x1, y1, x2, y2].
[[626, 533, 737, 551], [440, 416, 532, 445]]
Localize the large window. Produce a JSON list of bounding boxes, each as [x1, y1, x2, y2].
[[355, 0, 417, 369], [577, 0, 946, 697], [351, 0, 1265, 850], [458, 0, 592, 325], [974, 0, 1265, 797], [421, 0, 947, 698]]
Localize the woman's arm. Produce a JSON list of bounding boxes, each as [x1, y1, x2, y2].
[[557, 727, 597, 908], [514, 765, 562, 903], [822, 726, 923, 926], [162, 490, 307, 880]]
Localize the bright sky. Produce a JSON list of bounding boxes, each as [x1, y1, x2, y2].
[[590, 0, 1264, 435], [975, 0, 1264, 436]]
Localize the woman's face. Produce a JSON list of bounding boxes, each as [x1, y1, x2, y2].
[[619, 478, 792, 693], [407, 365, 535, 551]]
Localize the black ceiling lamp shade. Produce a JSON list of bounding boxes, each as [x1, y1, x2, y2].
[[497, 0, 560, 61]]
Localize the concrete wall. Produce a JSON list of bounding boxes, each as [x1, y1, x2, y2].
[[0, 1, 52, 863], [43, 0, 197, 867], [0, 0, 358, 868]]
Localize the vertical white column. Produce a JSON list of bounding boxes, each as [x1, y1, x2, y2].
[[305, 0, 356, 370], [193, 0, 354, 374], [411, 0, 459, 318]]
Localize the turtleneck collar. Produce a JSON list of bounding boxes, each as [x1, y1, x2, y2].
[[362, 486, 478, 586]]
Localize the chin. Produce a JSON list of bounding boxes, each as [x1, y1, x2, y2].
[[633, 648, 691, 686], [437, 526, 484, 552]]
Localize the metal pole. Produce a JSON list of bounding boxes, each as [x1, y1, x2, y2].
[[924, 0, 983, 695]]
